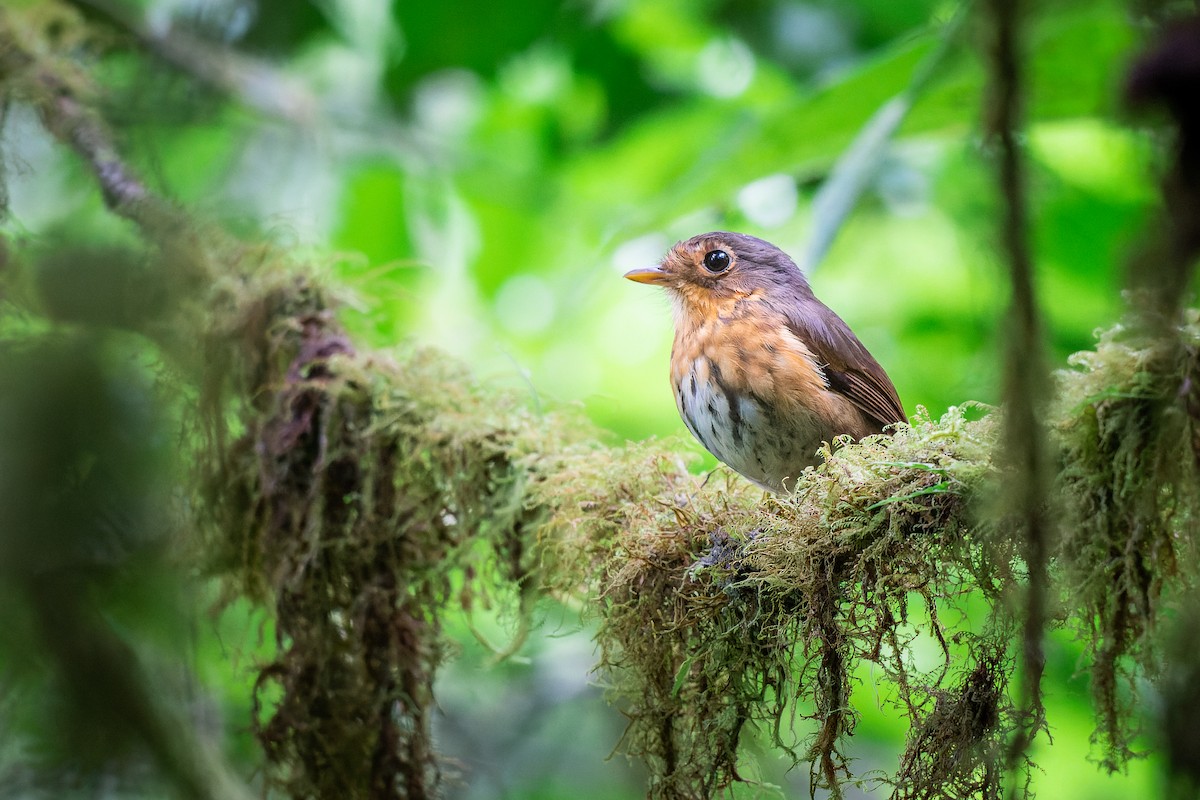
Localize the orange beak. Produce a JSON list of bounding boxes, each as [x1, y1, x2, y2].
[[623, 265, 671, 286]]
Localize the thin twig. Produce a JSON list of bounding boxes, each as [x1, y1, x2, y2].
[[66, 0, 319, 124], [0, 16, 174, 233]]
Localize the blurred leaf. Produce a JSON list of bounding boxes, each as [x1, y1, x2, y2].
[[550, 1, 1134, 243], [240, 0, 331, 53], [387, 0, 570, 95], [335, 160, 413, 265]]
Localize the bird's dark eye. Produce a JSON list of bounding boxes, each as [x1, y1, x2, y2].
[[703, 249, 731, 273]]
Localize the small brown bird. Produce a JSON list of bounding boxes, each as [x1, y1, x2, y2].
[[625, 232, 906, 492]]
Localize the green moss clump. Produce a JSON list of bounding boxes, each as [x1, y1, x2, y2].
[[196, 268, 582, 798], [539, 405, 1018, 799], [1055, 308, 1200, 769]]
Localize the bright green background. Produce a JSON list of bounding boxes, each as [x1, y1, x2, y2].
[[1, 0, 1174, 795]]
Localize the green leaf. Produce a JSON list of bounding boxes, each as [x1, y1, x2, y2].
[[672, 654, 696, 697]]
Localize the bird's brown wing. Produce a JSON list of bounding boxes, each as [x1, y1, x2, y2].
[[784, 298, 907, 429]]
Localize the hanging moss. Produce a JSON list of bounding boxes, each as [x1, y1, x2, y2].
[[1054, 307, 1200, 769], [891, 645, 1011, 800], [193, 267, 568, 798]]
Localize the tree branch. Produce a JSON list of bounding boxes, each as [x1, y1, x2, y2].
[[0, 10, 172, 231]]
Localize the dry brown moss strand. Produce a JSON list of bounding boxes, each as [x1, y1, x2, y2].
[[892, 646, 1009, 800], [982, 0, 1053, 775]]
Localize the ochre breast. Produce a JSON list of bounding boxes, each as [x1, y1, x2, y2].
[[668, 294, 873, 491]]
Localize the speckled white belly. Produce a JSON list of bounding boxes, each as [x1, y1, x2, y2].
[[674, 354, 830, 492]]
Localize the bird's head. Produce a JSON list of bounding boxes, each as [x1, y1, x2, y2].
[[624, 232, 811, 318]]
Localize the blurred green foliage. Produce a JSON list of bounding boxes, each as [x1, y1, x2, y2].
[[0, 0, 1180, 796]]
